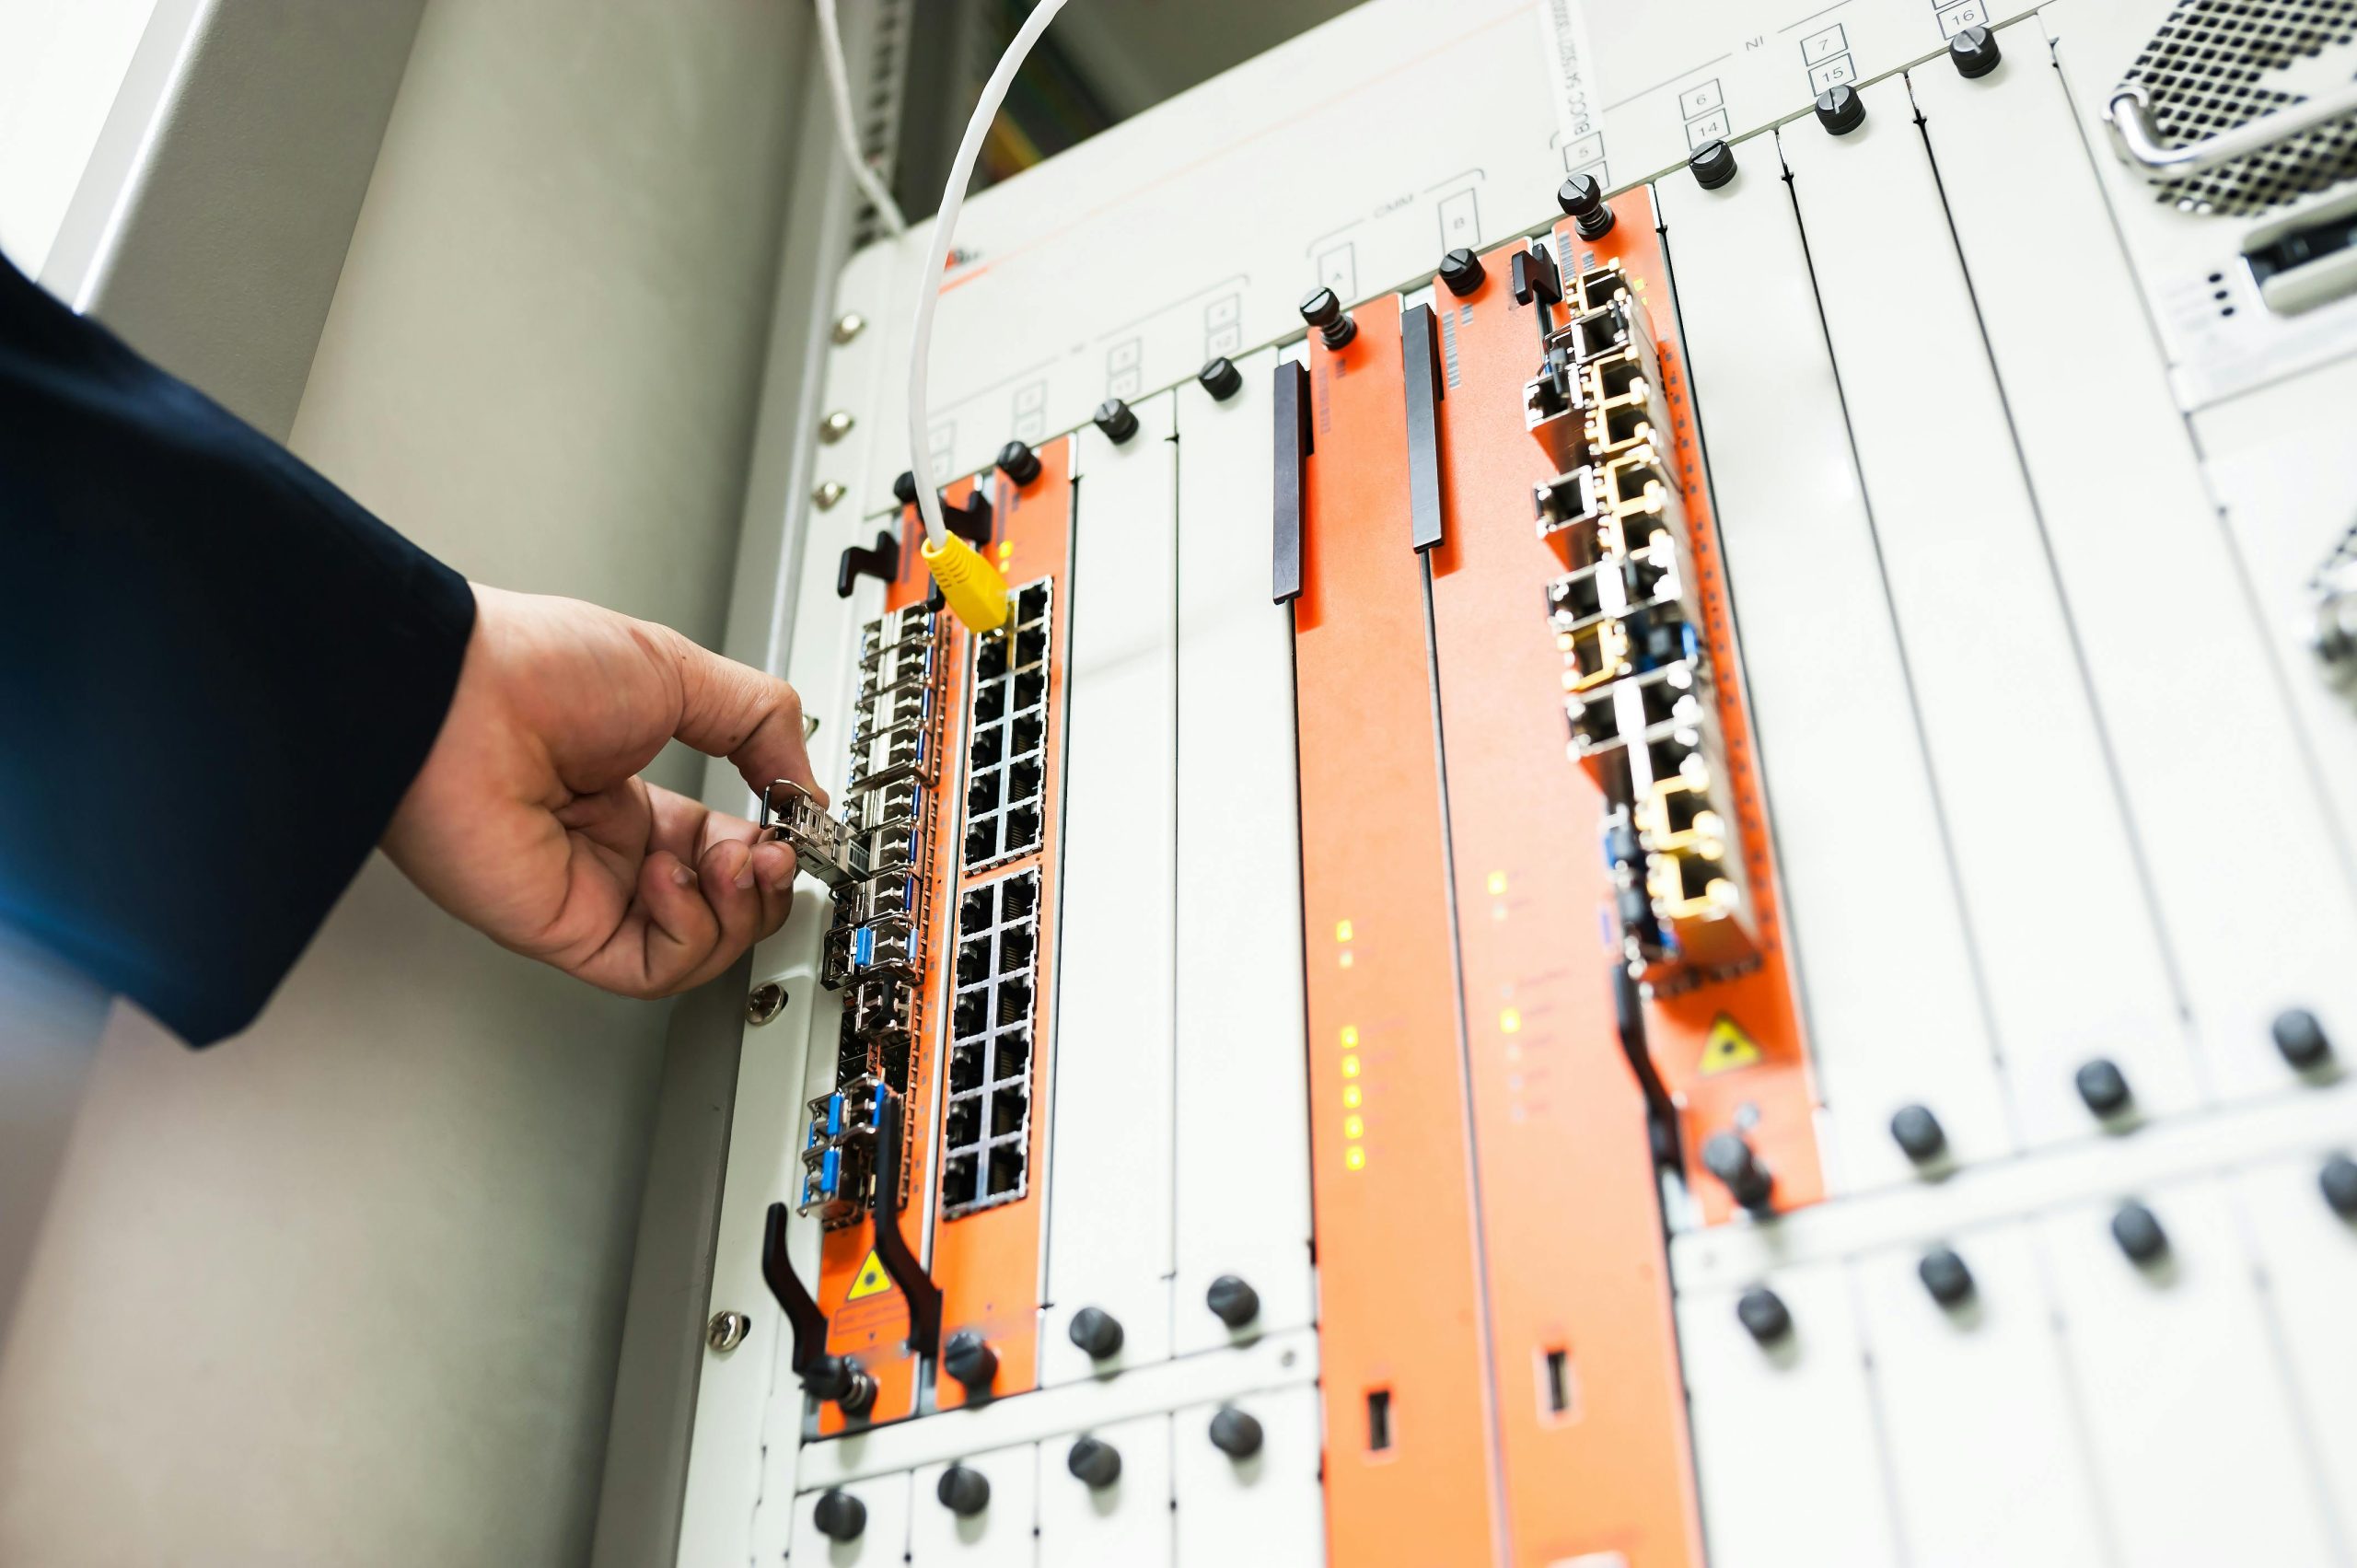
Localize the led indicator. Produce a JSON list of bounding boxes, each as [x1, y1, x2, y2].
[[1344, 1145, 1367, 1171], [1341, 1054, 1361, 1078], [1341, 1084, 1362, 1109], [1340, 1026, 1360, 1048], [1343, 1114, 1364, 1139], [1486, 870, 1508, 896], [1335, 919, 1353, 942], [1500, 1007, 1522, 1035]]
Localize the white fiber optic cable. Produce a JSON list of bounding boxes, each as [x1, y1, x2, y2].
[[817, 0, 909, 237], [907, 0, 1074, 553]]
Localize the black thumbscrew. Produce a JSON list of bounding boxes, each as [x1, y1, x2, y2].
[[995, 439, 1042, 486], [812, 1488, 865, 1541], [1068, 1306, 1125, 1359], [1689, 138, 1738, 191], [1701, 1130, 1774, 1210], [1067, 1434, 1122, 1489], [1557, 174, 1616, 239], [803, 1353, 877, 1416], [942, 1329, 998, 1392], [1950, 24, 2002, 78], [1736, 1285, 1791, 1344], [936, 1465, 991, 1516], [1209, 1406, 1264, 1458], [1093, 398, 1140, 444], [1206, 1274, 1261, 1329], [2075, 1058, 2132, 1118], [1919, 1247, 1975, 1306], [1198, 355, 1243, 401], [1814, 83, 1865, 135], [1299, 286, 1357, 350], [2111, 1201, 2168, 1263], [2272, 1007, 2333, 1070], [1437, 247, 1486, 297], [1889, 1103, 1947, 1164]]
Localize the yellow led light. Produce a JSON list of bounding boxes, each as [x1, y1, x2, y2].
[[1343, 1114, 1364, 1139], [1341, 1054, 1361, 1078], [1341, 1084, 1362, 1108], [1335, 919, 1353, 942], [1501, 1007, 1522, 1035], [1344, 1145, 1366, 1171], [996, 540, 1015, 562], [1340, 1026, 1360, 1048], [1487, 871, 1508, 896], [1340, 950, 1354, 969]]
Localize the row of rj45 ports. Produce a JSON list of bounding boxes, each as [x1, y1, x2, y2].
[[1522, 260, 1759, 982], [939, 869, 1040, 1217]]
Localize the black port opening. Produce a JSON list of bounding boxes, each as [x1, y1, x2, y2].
[[970, 727, 1002, 770], [957, 937, 991, 987], [1005, 803, 1040, 850], [967, 772, 1001, 816], [993, 1030, 1029, 1083], [996, 976, 1033, 1027], [1007, 757, 1042, 804], [1019, 583, 1051, 619], [989, 1085, 1028, 1137], [1615, 462, 1661, 505], [1013, 669, 1046, 712], [998, 925, 1034, 971], [1676, 853, 1717, 902], [946, 1040, 985, 1094], [973, 680, 1005, 723], [1016, 626, 1047, 668], [1579, 266, 1628, 308], [961, 886, 995, 928], [881, 1039, 912, 1092], [1366, 1389, 1393, 1451], [986, 1141, 1026, 1196], [945, 1095, 981, 1147], [1646, 733, 1689, 784], [1597, 355, 1642, 401], [1010, 712, 1044, 754], [1574, 308, 1624, 360], [942, 1152, 980, 1207], [975, 636, 1009, 681], [1548, 570, 1604, 625], [1663, 788, 1702, 836], [1625, 554, 1667, 604], [1638, 679, 1685, 728], [1605, 403, 1648, 447], [966, 819, 997, 863], [1570, 690, 1620, 748], [1542, 1349, 1571, 1415], [1002, 875, 1038, 918], [953, 992, 987, 1041]]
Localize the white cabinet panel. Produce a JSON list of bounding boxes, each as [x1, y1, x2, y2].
[[1677, 1261, 1899, 1568], [1851, 1226, 2108, 1567], [2036, 1179, 2333, 1565], [910, 1443, 1039, 1567], [2230, 1154, 2357, 1545], [1041, 392, 1180, 1388], [1171, 1387, 1324, 1568], [791, 1470, 914, 1568], [1170, 347, 1315, 1354], [1038, 1411, 1172, 1568], [1779, 83, 2191, 1152], [1913, 25, 2357, 1103], [1654, 155, 2011, 1194]]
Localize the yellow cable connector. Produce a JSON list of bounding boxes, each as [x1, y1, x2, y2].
[[921, 531, 1011, 633]]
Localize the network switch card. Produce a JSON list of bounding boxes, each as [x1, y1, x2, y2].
[[683, 5, 2357, 1565]]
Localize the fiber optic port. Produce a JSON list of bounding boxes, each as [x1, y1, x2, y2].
[[1577, 263, 1631, 312]]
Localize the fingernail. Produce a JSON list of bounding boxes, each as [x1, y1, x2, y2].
[[734, 852, 756, 891], [766, 863, 795, 892], [672, 863, 695, 888]]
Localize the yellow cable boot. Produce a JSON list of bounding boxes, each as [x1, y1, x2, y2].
[[922, 531, 1010, 633]]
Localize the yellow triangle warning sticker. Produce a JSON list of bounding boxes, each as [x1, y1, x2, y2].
[[1699, 1014, 1762, 1076], [847, 1250, 893, 1301]]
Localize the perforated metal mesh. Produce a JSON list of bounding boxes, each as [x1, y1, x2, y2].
[[2122, 0, 2357, 215]]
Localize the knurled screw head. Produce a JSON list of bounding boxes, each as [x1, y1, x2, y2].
[[2111, 1200, 2169, 1262], [2320, 1156, 2357, 1217], [943, 1329, 999, 1390], [936, 1465, 991, 1516], [1689, 138, 1738, 190], [1068, 1306, 1125, 1359], [2075, 1057, 2132, 1118], [2271, 1006, 2333, 1070], [1815, 83, 1866, 135], [1557, 173, 1616, 238], [1950, 24, 2002, 78], [1198, 355, 1243, 401], [1890, 1103, 1946, 1163], [1701, 1130, 1774, 1209], [1438, 247, 1486, 297], [812, 1489, 865, 1541]]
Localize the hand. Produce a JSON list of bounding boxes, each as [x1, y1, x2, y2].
[[384, 585, 823, 997]]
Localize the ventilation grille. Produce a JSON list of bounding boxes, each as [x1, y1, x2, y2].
[[2121, 0, 2357, 215]]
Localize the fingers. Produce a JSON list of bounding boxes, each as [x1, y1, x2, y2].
[[657, 627, 826, 808]]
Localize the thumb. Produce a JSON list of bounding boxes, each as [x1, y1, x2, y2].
[[655, 628, 825, 807]]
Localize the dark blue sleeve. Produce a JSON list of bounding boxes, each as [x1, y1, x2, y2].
[[0, 254, 477, 1046]]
